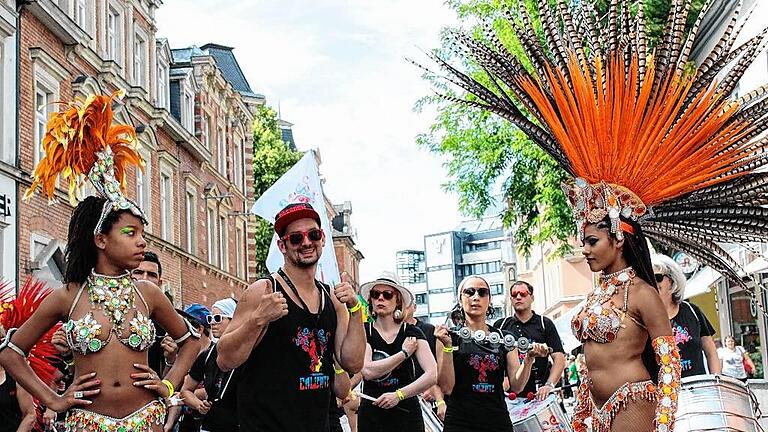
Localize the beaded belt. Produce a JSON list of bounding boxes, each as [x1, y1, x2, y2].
[[65, 399, 166, 432]]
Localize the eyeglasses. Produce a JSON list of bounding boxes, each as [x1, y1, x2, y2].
[[462, 287, 490, 298], [654, 273, 668, 283], [510, 290, 530, 298], [370, 290, 395, 300], [281, 228, 323, 246], [206, 314, 229, 324]]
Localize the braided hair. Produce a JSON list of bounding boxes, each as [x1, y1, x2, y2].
[[63, 196, 133, 285]]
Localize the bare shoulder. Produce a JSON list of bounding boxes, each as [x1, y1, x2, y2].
[[133, 279, 164, 299], [630, 278, 664, 310]]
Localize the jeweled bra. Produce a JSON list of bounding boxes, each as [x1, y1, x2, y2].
[[572, 267, 635, 344], [65, 270, 156, 355]]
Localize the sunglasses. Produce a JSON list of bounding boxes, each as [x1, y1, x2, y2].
[[370, 290, 395, 300], [206, 314, 229, 324], [281, 228, 323, 246], [510, 290, 530, 298], [654, 273, 668, 283], [462, 287, 490, 298]]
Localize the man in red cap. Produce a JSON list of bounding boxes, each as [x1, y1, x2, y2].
[[217, 202, 366, 432]]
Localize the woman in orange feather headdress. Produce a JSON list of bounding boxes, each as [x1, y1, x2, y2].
[[0, 91, 202, 431], [416, 0, 768, 430]]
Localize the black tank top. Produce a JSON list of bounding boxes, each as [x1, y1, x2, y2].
[[236, 274, 337, 432], [443, 326, 513, 432], [0, 374, 21, 432], [361, 322, 425, 415]]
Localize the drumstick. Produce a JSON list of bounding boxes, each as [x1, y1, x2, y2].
[[355, 391, 411, 413]]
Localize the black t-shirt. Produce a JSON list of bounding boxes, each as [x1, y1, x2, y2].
[[671, 301, 716, 378], [443, 326, 513, 432], [412, 319, 436, 378], [189, 343, 239, 431], [236, 277, 337, 432], [147, 321, 166, 377], [359, 322, 425, 431], [0, 375, 21, 432], [494, 312, 564, 396]]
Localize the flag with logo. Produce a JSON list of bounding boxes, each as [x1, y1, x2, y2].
[[251, 151, 340, 286]]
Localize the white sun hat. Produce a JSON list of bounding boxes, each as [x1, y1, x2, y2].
[[360, 270, 414, 308]]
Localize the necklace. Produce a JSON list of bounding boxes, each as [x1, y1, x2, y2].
[[592, 267, 635, 311], [87, 270, 135, 334]]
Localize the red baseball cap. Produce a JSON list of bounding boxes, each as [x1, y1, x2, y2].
[[274, 203, 321, 236]]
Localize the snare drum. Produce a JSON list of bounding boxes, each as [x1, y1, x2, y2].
[[507, 395, 573, 432], [676, 374, 760, 432]]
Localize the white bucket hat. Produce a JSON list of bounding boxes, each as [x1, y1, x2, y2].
[[360, 271, 414, 308]]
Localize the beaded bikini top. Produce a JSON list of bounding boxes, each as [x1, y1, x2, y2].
[[572, 267, 636, 344], [65, 270, 156, 355]]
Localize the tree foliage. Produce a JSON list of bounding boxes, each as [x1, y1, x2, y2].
[[418, 0, 705, 257], [252, 105, 302, 275]]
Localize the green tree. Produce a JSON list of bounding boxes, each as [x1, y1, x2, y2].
[[419, 0, 705, 257], [252, 105, 302, 275]]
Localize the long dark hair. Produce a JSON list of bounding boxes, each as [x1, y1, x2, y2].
[[598, 215, 660, 382], [64, 196, 132, 285]]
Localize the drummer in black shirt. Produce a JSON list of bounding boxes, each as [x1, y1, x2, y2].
[[494, 281, 565, 400], [653, 254, 720, 377], [435, 275, 550, 432]]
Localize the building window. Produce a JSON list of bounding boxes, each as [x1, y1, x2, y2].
[[134, 33, 146, 87], [235, 225, 244, 278], [415, 293, 427, 305], [233, 135, 243, 190], [135, 153, 151, 225], [107, 8, 121, 62], [182, 91, 194, 132], [159, 172, 172, 241], [34, 87, 53, 166], [185, 190, 196, 253], [203, 115, 211, 149], [207, 207, 217, 265], [157, 62, 167, 109], [74, 0, 87, 29], [217, 127, 226, 175], [219, 215, 228, 270], [490, 283, 504, 295]]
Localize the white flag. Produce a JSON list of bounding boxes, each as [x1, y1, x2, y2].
[[251, 151, 341, 285]]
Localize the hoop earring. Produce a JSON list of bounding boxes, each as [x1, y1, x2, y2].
[[394, 309, 402, 320]]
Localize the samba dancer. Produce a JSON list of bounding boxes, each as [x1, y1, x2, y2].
[[358, 271, 436, 432], [434, 275, 549, 432], [653, 254, 720, 378], [416, 0, 768, 428], [0, 91, 201, 431]]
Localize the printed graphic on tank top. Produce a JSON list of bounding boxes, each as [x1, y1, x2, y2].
[[443, 327, 513, 432], [236, 272, 337, 432]]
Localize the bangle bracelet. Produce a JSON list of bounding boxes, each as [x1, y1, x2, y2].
[[396, 389, 405, 401], [436, 399, 446, 407], [334, 367, 346, 375], [443, 346, 457, 353], [161, 379, 175, 398], [347, 301, 363, 313], [164, 359, 174, 367]]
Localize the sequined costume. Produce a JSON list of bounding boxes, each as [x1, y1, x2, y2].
[[65, 399, 166, 432]]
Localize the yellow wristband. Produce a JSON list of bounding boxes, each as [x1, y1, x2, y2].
[[396, 389, 405, 401], [443, 346, 457, 353], [436, 399, 446, 407], [161, 379, 175, 398], [334, 367, 346, 375], [347, 300, 363, 313]]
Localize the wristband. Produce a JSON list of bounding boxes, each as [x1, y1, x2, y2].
[[396, 389, 405, 401], [347, 300, 363, 313], [161, 379, 175, 398], [334, 367, 346, 375], [436, 399, 446, 407], [400, 349, 410, 359], [443, 346, 457, 353]]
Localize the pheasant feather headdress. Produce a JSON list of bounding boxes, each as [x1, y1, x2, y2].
[[23, 90, 146, 234], [415, 0, 768, 291]]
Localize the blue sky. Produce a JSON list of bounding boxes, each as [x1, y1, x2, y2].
[[157, 0, 463, 281]]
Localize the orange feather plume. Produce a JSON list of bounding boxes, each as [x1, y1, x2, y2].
[[23, 90, 142, 205], [519, 51, 754, 207]]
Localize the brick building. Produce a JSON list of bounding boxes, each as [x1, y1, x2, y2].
[[13, 0, 259, 307], [331, 200, 363, 287]]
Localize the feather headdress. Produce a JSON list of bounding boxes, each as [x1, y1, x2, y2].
[[415, 0, 768, 294], [23, 90, 145, 234]]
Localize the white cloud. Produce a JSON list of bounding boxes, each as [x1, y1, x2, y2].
[[157, 0, 463, 281]]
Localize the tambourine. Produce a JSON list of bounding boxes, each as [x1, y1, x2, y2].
[[447, 324, 531, 352]]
